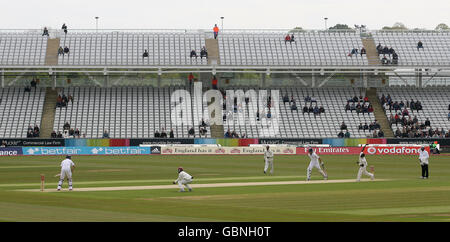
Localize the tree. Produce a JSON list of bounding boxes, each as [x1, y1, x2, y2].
[[289, 27, 305, 33], [328, 24, 352, 30], [382, 22, 408, 30], [435, 23, 449, 31]]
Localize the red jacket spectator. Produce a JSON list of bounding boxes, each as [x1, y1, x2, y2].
[[285, 34, 291, 43], [188, 73, 194, 84], [364, 96, 369, 102], [212, 76, 218, 89]]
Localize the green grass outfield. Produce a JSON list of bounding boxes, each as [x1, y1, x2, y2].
[[0, 154, 449, 222]]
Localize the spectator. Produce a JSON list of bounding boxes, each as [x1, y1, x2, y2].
[[51, 130, 57, 138], [190, 50, 197, 58], [417, 41, 423, 50], [188, 127, 195, 137], [376, 43, 382, 54], [160, 129, 167, 138], [143, 50, 149, 58], [200, 119, 207, 127], [62, 23, 67, 34], [42, 27, 49, 36], [57, 131, 63, 138], [283, 94, 289, 104], [304, 95, 311, 103], [345, 102, 351, 112], [63, 46, 70, 55], [27, 130, 33, 138], [337, 130, 344, 138], [69, 128, 74, 136], [63, 122, 70, 130], [360, 47, 366, 56], [224, 129, 231, 138], [24, 86, 31, 92], [74, 128, 80, 137], [103, 130, 109, 138], [448, 112, 450, 121], [345, 130, 351, 138], [392, 52, 399, 64], [425, 118, 431, 127], [290, 34, 295, 43], [256, 110, 260, 121], [199, 127, 207, 137], [367, 104, 374, 113], [231, 130, 238, 138], [284, 34, 291, 44], [154, 130, 160, 138], [188, 73, 194, 86], [358, 123, 363, 130], [319, 106, 325, 113], [169, 129, 174, 138], [302, 105, 308, 114], [308, 105, 314, 114], [267, 110, 272, 119], [291, 102, 298, 112], [378, 129, 385, 138], [395, 128, 402, 138], [313, 105, 319, 116], [200, 46, 208, 59], [340, 122, 347, 130], [58, 46, 64, 56], [211, 75, 218, 89], [363, 123, 369, 131], [213, 24, 219, 39]]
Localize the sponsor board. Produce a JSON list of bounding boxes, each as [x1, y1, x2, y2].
[[259, 138, 322, 145], [22, 146, 151, 156], [1, 139, 64, 147], [151, 146, 161, 154], [0, 147, 23, 156], [129, 139, 194, 146], [296, 146, 430, 155], [159, 146, 296, 155]]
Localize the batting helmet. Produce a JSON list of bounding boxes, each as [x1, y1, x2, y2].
[[66, 155, 72, 159], [178, 167, 184, 173], [308, 148, 313, 153]]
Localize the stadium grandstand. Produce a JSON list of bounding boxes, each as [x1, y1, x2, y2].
[[0, 27, 449, 139]]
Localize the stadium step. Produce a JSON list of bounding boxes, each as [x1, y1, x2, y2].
[[366, 88, 394, 138], [361, 38, 381, 65], [205, 38, 220, 65], [40, 87, 58, 138], [45, 38, 60, 65], [210, 125, 225, 138]]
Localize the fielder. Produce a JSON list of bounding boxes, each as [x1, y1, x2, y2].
[[264, 145, 274, 174], [357, 145, 374, 182], [307, 148, 328, 181], [173, 167, 193, 192], [57, 155, 75, 191], [418, 146, 429, 179]]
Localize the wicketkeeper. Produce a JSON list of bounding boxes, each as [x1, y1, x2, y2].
[[173, 167, 193, 192]]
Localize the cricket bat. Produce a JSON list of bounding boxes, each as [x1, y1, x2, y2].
[[321, 163, 327, 176]]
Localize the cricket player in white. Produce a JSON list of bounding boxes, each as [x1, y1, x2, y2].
[[173, 167, 193, 192], [307, 148, 327, 181], [418, 146, 429, 179], [357, 145, 374, 182], [264, 146, 274, 174], [57, 155, 75, 191]]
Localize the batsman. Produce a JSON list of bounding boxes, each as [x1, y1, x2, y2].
[[57, 155, 75, 191]]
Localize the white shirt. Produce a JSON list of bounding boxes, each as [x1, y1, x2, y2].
[[176, 171, 192, 183], [61, 159, 75, 170], [264, 149, 274, 160], [308, 152, 320, 163], [419, 150, 429, 164], [359, 152, 367, 166]]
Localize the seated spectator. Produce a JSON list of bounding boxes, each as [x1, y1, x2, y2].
[[160, 129, 167, 138], [417, 41, 423, 50], [392, 52, 399, 64], [345, 130, 351, 138], [57, 131, 63, 138], [425, 118, 431, 127], [378, 129, 385, 138], [284, 34, 291, 44], [395, 128, 402, 138], [212, 75, 218, 89], [199, 127, 207, 137], [304, 95, 311, 102], [313, 105, 319, 116], [103, 130, 109, 138], [372, 130, 378, 138], [69, 128, 74, 136], [291, 103, 298, 112], [74, 128, 80, 137], [169, 129, 174, 138], [231, 130, 238, 138], [319, 106, 325, 113], [143, 49, 149, 58], [345, 102, 350, 112], [290, 34, 295, 42], [363, 123, 369, 131], [302, 105, 308, 114], [283, 94, 289, 104], [30, 79, 37, 88], [58, 46, 64, 55], [224, 129, 231, 138], [358, 123, 363, 130], [42, 27, 49, 36], [256, 110, 260, 121], [367, 104, 374, 113], [340, 122, 347, 130], [381, 55, 389, 65], [267, 110, 272, 119], [154, 130, 160, 138], [416, 101, 423, 111], [376, 43, 382, 54], [337, 131, 344, 138], [24, 86, 31, 92], [290, 96, 295, 104], [200, 46, 208, 59], [399, 101, 405, 109], [350, 102, 356, 112], [27, 130, 33, 138], [63, 46, 70, 55], [402, 108, 409, 116], [360, 47, 366, 56], [63, 122, 70, 130], [190, 50, 197, 58], [374, 120, 381, 130], [448, 112, 450, 121], [188, 127, 195, 137], [51, 130, 57, 138], [308, 105, 314, 114]]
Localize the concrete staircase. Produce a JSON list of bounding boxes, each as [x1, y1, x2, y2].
[[40, 88, 58, 138], [361, 38, 381, 65], [210, 125, 224, 138], [366, 88, 394, 138], [45, 38, 60, 65], [205, 38, 220, 65]]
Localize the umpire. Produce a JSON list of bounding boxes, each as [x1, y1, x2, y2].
[[418, 146, 429, 179]]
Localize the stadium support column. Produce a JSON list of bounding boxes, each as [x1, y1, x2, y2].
[[363, 71, 368, 88], [261, 73, 266, 88], [416, 69, 423, 87], [157, 68, 162, 88], [1, 69, 4, 88], [104, 68, 108, 87], [311, 71, 316, 88]]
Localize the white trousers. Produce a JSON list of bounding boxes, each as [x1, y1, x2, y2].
[[357, 165, 374, 181], [177, 178, 192, 191], [264, 158, 274, 174], [307, 161, 326, 180], [58, 168, 72, 188]]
